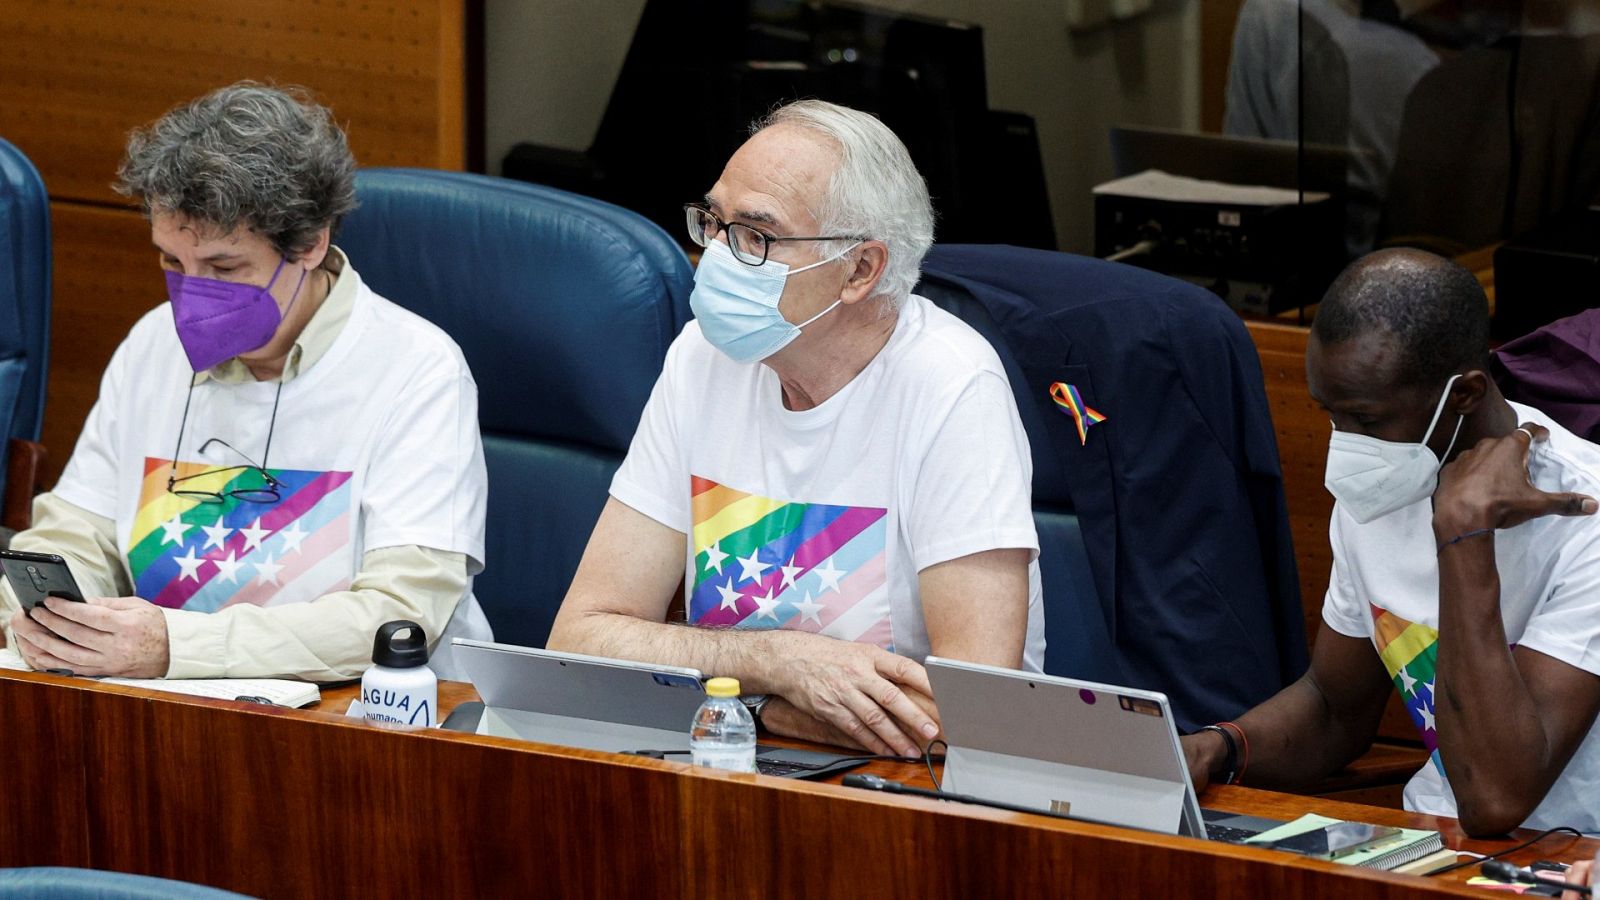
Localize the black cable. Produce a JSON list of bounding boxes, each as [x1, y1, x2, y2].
[[924, 739, 948, 790], [1423, 826, 1585, 877], [620, 749, 945, 776]]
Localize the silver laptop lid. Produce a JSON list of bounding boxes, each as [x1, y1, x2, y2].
[[926, 657, 1206, 837], [453, 639, 709, 753]]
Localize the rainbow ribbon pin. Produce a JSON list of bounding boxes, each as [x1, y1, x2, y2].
[[1049, 382, 1107, 446]]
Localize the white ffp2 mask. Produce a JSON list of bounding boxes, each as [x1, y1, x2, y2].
[[1323, 373, 1465, 524]]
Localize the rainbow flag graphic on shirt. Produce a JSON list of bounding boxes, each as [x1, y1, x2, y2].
[[689, 476, 892, 650], [1371, 603, 1445, 776], [127, 457, 354, 612]]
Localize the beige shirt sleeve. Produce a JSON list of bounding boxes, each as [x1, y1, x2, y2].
[[162, 544, 470, 682], [0, 492, 130, 656]]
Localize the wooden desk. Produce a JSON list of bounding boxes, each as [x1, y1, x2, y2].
[[2, 671, 1590, 899]]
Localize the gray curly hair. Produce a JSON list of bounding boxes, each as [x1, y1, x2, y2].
[[753, 100, 935, 309], [115, 81, 357, 260]]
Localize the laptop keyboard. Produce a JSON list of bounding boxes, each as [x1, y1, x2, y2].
[[1205, 823, 1262, 844]]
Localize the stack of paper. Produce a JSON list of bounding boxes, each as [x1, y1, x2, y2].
[[0, 648, 320, 708], [1247, 813, 1457, 874]]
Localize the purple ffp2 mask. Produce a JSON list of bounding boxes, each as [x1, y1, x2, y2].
[[165, 258, 307, 372]]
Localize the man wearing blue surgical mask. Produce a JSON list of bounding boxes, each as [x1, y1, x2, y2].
[[548, 100, 1044, 758], [1183, 248, 1600, 837]]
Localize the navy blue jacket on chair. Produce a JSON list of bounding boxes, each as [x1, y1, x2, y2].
[[0, 137, 53, 495], [918, 244, 1307, 731], [337, 169, 693, 649]]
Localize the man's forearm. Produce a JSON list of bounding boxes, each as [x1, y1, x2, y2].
[[548, 610, 792, 693], [1217, 673, 1381, 788], [1434, 534, 1555, 834]]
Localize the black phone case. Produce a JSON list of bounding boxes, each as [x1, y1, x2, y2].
[[0, 550, 86, 610]]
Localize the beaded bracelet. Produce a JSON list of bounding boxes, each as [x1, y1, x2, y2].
[[1438, 527, 1494, 553]]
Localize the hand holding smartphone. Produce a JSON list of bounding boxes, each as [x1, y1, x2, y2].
[[0, 549, 87, 612]]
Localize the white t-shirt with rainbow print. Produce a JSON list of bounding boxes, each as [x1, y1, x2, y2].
[[1323, 402, 1600, 832], [611, 295, 1045, 671]]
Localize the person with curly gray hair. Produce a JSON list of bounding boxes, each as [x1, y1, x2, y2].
[[1, 82, 490, 683], [549, 100, 1042, 758]]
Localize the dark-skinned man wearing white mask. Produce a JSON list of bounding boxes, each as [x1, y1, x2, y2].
[[548, 100, 1043, 759], [1183, 249, 1600, 836]]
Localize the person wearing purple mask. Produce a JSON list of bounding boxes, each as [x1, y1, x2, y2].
[[0, 82, 490, 681]]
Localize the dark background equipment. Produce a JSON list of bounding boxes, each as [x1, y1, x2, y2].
[[503, 0, 1056, 250], [1095, 127, 1349, 315], [1492, 208, 1600, 341]]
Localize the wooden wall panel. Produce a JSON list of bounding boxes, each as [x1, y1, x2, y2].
[[0, 0, 467, 206], [42, 204, 161, 488]]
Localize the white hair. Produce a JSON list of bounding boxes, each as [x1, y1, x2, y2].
[[753, 100, 935, 310]]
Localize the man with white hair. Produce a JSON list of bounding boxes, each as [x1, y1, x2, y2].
[[548, 100, 1043, 757]]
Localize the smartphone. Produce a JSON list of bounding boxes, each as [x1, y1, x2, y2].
[[1266, 822, 1403, 859], [0, 549, 87, 612]]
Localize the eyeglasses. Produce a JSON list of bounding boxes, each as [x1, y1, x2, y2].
[[166, 377, 285, 505], [684, 204, 865, 267]]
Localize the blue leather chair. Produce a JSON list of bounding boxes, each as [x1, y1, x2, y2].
[[337, 169, 694, 648], [919, 245, 1307, 731], [0, 868, 254, 899], [0, 137, 53, 503]]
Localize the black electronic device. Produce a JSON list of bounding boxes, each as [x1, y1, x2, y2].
[[1097, 127, 1350, 315], [1493, 208, 1600, 341], [1263, 822, 1402, 859], [0, 549, 86, 612], [502, 0, 1055, 250]]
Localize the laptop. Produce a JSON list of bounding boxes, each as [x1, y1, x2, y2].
[[451, 639, 868, 779], [925, 657, 1283, 842]]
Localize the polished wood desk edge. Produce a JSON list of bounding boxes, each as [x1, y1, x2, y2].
[[6, 667, 1583, 897]]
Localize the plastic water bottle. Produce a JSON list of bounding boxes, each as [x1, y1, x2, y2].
[[690, 676, 757, 772], [361, 620, 437, 730]]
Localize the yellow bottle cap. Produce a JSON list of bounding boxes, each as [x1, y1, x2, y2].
[[704, 677, 741, 697]]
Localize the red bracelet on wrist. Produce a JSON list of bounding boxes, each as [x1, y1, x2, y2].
[[1218, 721, 1249, 784]]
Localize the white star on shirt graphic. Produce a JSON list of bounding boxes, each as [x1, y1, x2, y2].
[[793, 591, 825, 626], [253, 554, 284, 586], [779, 559, 805, 591], [174, 546, 205, 582], [239, 518, 273, 553], [278, 523, 309, 555], [812, 558, 844, 594], [1398, 666, 1418, 696], [703, 541, 729, 575], [752, 588, 781, 622], [200, 516, 233, 551], [159, 514, 192, 547], [1418, 699, 1436, 733], [715, 576, 743, 612], [735, 550, 770, 585], [213, 551, 247, 584]]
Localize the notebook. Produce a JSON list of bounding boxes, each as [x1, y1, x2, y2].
[[1246, 813, 1450, 872], [0, 647, 321, 707]]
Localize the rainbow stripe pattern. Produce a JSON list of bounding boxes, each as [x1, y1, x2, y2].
[[1371, 603, 1445, 776], [689, 476, 892, 649], [1049, 382, 1107, 446], [128, 457, 354, 612]]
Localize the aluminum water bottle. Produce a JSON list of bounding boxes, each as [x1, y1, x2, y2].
[[690, 677, 757, 772], [361, 620, 436, 730]]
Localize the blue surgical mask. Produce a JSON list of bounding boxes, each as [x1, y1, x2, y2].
[[690, 239, 859, 363]]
